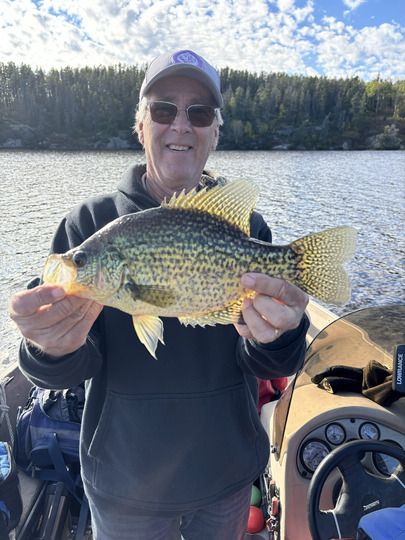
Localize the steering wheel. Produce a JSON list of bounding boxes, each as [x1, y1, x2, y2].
[[307, 439, 405, 540]]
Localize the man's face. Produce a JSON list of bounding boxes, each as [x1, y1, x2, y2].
[[138, 75, 219, 194]]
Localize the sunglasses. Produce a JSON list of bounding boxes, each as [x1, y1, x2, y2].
[[147, 101, 217, 127]]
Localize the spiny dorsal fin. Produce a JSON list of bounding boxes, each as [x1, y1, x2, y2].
[[161, 180, 260, 236]]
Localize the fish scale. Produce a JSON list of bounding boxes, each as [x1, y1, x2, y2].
[[43, 180, 357, 358], [117, 209, 259, 315]]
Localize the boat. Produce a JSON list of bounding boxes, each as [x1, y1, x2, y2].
[[1, 301, 404, 539]]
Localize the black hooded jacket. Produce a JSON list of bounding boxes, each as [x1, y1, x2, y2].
[[19, 164, 309, 515]]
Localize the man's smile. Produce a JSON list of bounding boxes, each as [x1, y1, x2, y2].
[[168, 144, 192, 151]]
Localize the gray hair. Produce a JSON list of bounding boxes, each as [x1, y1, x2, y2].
[[133, 97, 223, 141]]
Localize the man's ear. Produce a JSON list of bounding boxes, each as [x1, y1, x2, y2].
[[211, 124, 219, 150], [138, 122, 145, 145]]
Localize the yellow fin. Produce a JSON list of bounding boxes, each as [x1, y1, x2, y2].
[[125, 281, 176, 308], [132, 315, 164, 359], [162, 180, 259, 236], [290, 226, 357, 305], [179, 298, 246, 327]]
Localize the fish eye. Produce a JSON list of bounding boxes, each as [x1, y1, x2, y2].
[[72, 251, 87, 268]]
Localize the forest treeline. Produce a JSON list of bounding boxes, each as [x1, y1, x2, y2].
[[0, 61, 404, 150]]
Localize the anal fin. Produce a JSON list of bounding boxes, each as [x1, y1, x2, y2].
[[179, 298, 246, 328], [132, 315, 164, 359]]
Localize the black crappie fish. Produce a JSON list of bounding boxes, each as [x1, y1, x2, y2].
[[43, 180, 357, 357]]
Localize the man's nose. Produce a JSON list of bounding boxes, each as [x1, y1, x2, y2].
[[170, 109, 192, 132]]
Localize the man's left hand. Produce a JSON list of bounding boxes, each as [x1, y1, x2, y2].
[[234, 273, 309, 343]]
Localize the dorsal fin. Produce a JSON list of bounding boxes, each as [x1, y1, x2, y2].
[[161, 180, 259, 236]]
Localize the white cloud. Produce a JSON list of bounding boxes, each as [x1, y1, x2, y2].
[[0, 0, 404, 81], [277, 0, 295, 12], [342, 0, 367, 10], [314, 16, 405, 80]]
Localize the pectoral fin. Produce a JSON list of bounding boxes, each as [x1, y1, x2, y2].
[[125, 280, 176, 308], [132, 315, 164, 359]]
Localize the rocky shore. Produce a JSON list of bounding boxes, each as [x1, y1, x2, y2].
[[1, 121, 403, 151]]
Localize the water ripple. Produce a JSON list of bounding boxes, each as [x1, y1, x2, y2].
[[1, 149, 404, 365]]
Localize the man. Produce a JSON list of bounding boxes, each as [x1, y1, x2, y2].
[[9, 50, 309, 539]]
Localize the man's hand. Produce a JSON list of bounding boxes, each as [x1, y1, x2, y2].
[[9, 285, 103, 358], [234, 273, 309, 343]]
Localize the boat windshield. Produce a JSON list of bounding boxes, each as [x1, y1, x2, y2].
[[272, 304, 405, 453]]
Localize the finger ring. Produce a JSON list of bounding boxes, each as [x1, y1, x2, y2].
[[274, 328, 280, 339]]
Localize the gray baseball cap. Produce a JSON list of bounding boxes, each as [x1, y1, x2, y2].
[[139, 49, 223, 108]]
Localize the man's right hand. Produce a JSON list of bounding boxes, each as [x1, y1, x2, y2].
[[9, 285, 103, 358]]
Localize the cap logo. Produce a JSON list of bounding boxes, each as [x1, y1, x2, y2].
[[171, 50, 203, 68]]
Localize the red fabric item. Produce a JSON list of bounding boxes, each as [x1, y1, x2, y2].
[[258, 378, 288, 414]]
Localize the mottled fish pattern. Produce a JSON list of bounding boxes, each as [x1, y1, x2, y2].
[[43, 181, 357, 357]]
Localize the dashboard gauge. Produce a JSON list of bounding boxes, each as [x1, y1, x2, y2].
[[373, 441, 402, 476], [359, 422, 380, 440], [325, 423, 345, 445], [301, 440, 330, 473]]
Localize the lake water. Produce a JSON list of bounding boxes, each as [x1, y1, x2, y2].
[[1, 149, 404, 367]]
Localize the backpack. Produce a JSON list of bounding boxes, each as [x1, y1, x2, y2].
[[0, 441, 23, 539], [13, 385, 83, 476], [13, 385, 89, 539]]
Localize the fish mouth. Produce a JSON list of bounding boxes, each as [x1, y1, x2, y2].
[[43, 254, 78, 293]]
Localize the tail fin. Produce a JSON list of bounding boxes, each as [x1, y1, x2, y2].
[[290, 226, 357, 305]]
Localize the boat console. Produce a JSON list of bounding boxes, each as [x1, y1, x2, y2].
[[260, 305, 405, 540]]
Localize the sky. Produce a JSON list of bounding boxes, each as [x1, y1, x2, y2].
[[1, 0, 404, 81]]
